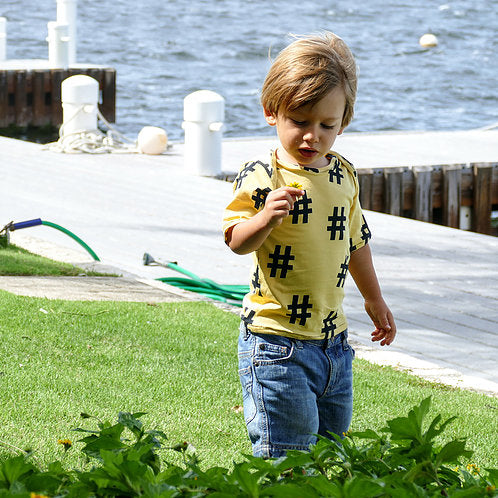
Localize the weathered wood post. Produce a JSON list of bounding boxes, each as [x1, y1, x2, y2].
[[384, 167, 405, 216], [442, 165, 463, 228], [472, 163, 493, 234], [413, 166, 433, 222]]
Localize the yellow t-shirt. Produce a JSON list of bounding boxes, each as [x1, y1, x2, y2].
[[223, 150, 371, 340]]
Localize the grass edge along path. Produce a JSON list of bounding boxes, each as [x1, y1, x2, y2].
[[0, 244, 115, 276], [0, 292, 496, 472]]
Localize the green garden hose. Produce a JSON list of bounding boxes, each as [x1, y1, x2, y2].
[[3, 218, 100, 261], [143, 253, 248, 307]]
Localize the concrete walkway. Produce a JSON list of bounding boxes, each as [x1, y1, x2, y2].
[[1, 131, 497, 397]]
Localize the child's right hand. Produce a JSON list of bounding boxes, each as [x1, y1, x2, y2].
[[263, 187, 305, 228]]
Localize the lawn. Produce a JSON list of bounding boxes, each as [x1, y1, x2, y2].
[[0, 292, 496, 472]]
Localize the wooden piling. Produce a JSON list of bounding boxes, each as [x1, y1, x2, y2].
[[442, 165, 462, 228], [473, 163, 494, 235]]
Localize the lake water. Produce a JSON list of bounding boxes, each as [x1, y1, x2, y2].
[[2, 0, 497, 141]]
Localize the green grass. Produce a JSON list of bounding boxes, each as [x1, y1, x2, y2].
[[0, 292, 496, 472], [0, 244, 114, 276]]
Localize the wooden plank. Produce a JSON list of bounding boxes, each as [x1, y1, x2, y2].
[[413, 166, 433, 222], [14, 70, 29, 126], [442, 165, 462, 228], [493, 164, 498, 205], [101, 68, 116, 123], [32, 70, 51, 127], [371, 169, 385, 211], [358, 169, 374, 210], [50, 69, 65, 126], [383, 167, 404, 216], [6, 70, 15, 125], [0, 71, 8, 127], [472, 163, 493, 234]]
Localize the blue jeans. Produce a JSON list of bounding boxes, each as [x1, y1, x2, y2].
[[238, 321, 355, 458]]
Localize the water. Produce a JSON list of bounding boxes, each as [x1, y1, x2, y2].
[[2, 0, 497, 141]]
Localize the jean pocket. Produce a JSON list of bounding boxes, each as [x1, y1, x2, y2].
[[253, 334, 294, 366]]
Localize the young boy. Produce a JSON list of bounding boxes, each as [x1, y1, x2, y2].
[[223, 32, 396, 458]]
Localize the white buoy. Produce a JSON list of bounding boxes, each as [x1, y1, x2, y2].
[[61, 75, 99, 135], [47, 21, 70, 68], [137, 126, 168, 155], [182, 90, 224, 176], [57, 0, 77, 65], [419, 33, 438, 48]]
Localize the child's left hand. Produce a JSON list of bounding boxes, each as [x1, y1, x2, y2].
[[364, 298, 396, 346]]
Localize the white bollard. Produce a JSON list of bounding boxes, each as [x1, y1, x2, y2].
[[61, 75, 99, 135], [57, 0, 77, 65], [47, 21, 70, 68], [0, 17, 6, 62], [183, 90, 224, 176]]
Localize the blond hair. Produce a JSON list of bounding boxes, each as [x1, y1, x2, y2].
[[261, 32, 357, 128]]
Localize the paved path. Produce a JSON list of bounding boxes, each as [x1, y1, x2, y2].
[[1, 132, 497, 396]]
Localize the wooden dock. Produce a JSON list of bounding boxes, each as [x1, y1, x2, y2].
[[0, 62, 116, 128], [357, 162, 497, 235]]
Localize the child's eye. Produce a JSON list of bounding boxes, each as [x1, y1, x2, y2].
[[291, 119, 307, 126], [321, 124, 336, 130]]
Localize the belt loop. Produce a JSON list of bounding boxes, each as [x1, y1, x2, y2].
[[240, 320, 250, 340], [341, 329, 348, 348]]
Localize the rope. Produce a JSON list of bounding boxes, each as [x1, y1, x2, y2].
[[44, 106, 140, 154]]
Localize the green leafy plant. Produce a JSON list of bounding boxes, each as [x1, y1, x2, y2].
[[0, 397, 496, 497]]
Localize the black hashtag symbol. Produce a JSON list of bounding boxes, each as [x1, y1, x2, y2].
[[251, 266, 262, 296], [349, 238, 357, 252], [327, 206, 346, 240], [234, 162, 256, 189], [361, 215, 371, 243], [242, 309, 255, 326], [336, 255, 349, 288], [235, 160, 272, 190], [328, 158, 344, 184], [267, 245, 295, 278], [287, 295, 313, 326], [321, 311, 338, 339], [251, 187, 271, 209], [289, 192, 312, 224]]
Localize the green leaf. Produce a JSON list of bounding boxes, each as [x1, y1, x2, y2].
[[384, 396, 432, 443], [350, 429, 381, 440], [0, 456, 35, 488], [230, 462, 262, 496], [435, 440, 472, 467], [118, 412, 145, 438]]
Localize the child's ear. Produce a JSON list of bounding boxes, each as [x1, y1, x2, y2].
[[263, 108, 277, 126]]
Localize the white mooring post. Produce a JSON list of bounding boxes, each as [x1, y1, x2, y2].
[[182, 90, 225, 176], [61, 75, 99, 135], [47, 21, 70, 68], [56, 0, 77, 65], [0, 17, 6, 62]]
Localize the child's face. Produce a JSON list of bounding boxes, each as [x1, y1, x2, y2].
[[264, 86, 346, 169]]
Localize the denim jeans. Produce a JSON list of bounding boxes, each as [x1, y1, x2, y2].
[[238, 321, 355, 458]]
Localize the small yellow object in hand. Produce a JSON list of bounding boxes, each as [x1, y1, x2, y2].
[[287, 182, 303, 189]]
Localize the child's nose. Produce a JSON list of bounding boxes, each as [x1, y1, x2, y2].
[[303, 127, 319, 143]]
